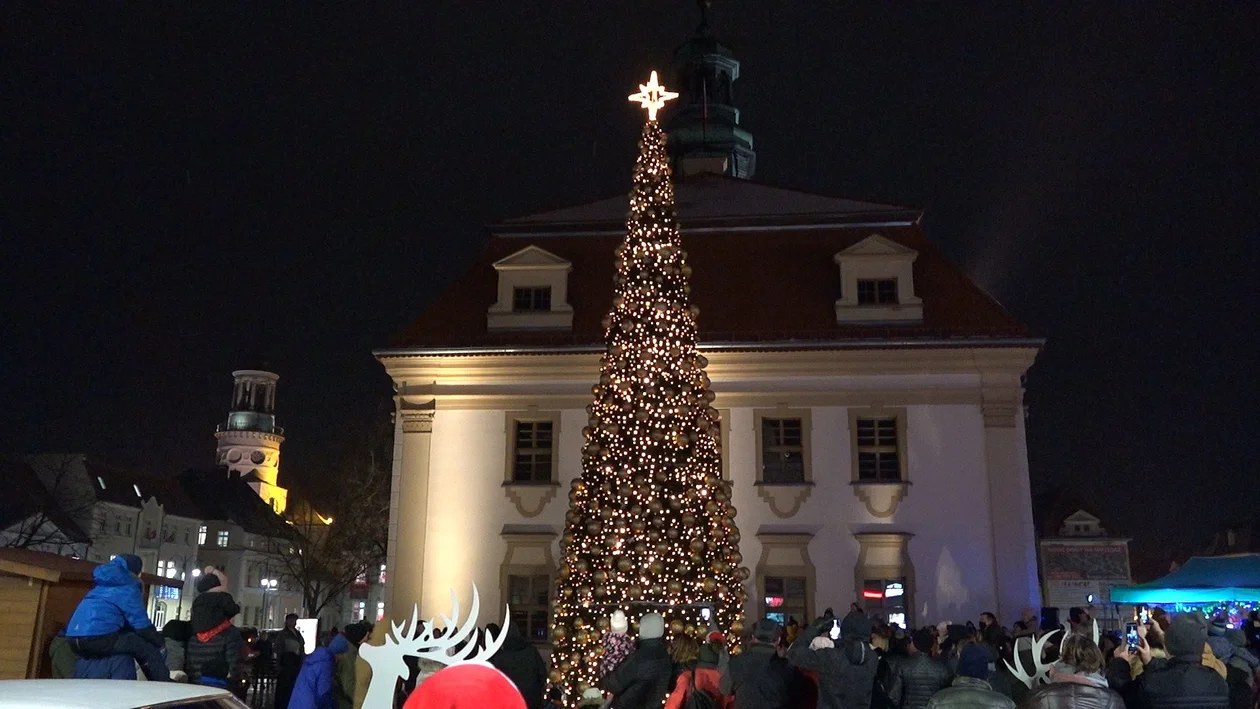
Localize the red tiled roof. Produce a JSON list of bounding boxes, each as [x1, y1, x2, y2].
[[387, 223, 1033, 352]]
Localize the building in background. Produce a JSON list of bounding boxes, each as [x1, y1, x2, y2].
[[0, 459, 91, 558], [374, 13, 1043, 636], [1034, 490, 1132, 629], [25, 454, 204, 625]]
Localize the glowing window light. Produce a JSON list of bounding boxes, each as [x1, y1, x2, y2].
[[862, 590, 884, 599]]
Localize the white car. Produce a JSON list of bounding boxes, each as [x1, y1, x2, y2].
[[0, 680, 248, 708]]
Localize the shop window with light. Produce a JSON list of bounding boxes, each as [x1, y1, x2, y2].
[[376, 601, 385, 621], [762, 576, 809, 626], [507, 574, 552, 645], [862, 578, 909, 629], [198, 525, 207, 546], [216, 530, 230, 547], [353, 601, 366, 622], [379, 564, 387, 584]]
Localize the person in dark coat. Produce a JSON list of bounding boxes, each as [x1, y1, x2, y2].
[[275, 613, 307, 709], [1024, 633, 1124, 709], [926, 643, 1014, 709], [889, 628, 951, 709], [788, 611, 879, 709], [64, 554, 170, 681], [190, 567, 240, 637], [599, 612, 673, 709], [1111, 614, 1229, 709], [487, 622, 546, 709], [721, 618, 802, 709]]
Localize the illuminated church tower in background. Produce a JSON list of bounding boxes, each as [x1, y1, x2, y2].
[[215, 369, 288, 513]]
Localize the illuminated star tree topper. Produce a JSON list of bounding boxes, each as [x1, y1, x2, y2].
[[628, 70, 679, 122]]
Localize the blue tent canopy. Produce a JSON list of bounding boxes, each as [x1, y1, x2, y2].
[[1111, 554, 1260, 604]]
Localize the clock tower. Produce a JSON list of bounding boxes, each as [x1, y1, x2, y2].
[[214, 369, 288, 513]]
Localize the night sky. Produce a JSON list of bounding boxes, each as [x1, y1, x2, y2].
[[3, 3, 1256, 549]]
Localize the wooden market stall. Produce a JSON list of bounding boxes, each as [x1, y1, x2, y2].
[[0, 548, 181, 679]]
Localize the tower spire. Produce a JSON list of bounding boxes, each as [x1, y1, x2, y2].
[[665, 0, 756, 178]]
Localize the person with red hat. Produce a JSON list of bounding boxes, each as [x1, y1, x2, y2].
[[402, 663, 527, 709]]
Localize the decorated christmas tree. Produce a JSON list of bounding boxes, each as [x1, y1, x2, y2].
[[549, 72, 750, 704]]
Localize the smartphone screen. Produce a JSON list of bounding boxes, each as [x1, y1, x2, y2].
[[1125, 622, 1139, 651], [828, 621, 841, 641], [700, 607, 712, 622], [1139, 608, 1150, 625]]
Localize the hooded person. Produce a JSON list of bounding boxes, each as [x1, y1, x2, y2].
[[1120, 614, 1229, 709], [599, 612, 674, 709], [925, 643, 1015, 709], [788, 611, 879, 709], [486, 622, 547, 709], [722, 618, 804, 709], [65, 554, 170, 681], [186, 566, 243, 685], [402, 663, 528, 709], [288, 633, 352, 709]]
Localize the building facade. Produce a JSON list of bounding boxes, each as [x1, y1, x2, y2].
[[375, 21, 1043, 635]]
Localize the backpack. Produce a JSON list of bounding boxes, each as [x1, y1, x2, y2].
[[685, 669, 720, 709]]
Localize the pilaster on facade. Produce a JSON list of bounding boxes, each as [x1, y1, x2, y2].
[[385, 396, 436, 622]]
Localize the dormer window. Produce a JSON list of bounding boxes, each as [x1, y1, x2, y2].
[[834, 234, 923, 324], [488, 246, 574, 331], [857, 279, 898, 305], [512, 286, 552, 313]]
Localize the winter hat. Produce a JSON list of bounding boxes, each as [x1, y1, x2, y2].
[[638, 612, 665, 640], [753, 618, 782, 644], [402, 664, 527, 709], [117, 554, 143, 576], [957, 643, 991, 679], [840, 610, 872, 640], [1165, 615, 1208, 661], [345, 622, 371, 645], [1208, 617, 1228, 636], [579, 688, 606, 707], [698, 642, 720, 665], [809, 636, 835, 650], [610, 610, 628, 634], [195, 567, 226, 593]]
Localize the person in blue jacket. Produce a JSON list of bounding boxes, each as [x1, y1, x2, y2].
[[65, 554, 170, 681], [287, 633, 351, 709]]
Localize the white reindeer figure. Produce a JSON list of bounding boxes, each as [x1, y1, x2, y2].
[[359, 585, 511, 709], [1006, 619, 1101, 688]]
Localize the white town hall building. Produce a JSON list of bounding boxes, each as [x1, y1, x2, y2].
[[375, 21, 1043, 640]]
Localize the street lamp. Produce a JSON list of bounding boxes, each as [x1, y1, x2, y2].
[[261, 578, 279, 629]]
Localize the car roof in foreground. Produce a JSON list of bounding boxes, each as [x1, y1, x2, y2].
[[0, 680, 236, 708]]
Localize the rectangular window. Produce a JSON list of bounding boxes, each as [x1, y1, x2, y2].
[[156, 559, 178, 578], [114, 518, 121, 535], [216, 530, 230, 547], [857, 279, 899, 305], [379, 564, 387, 585], [761, 418, 805, 483], [198, 525, 207, 546], [762, 575, 808, 626], [511, 286, 552, 313], [511, 420, 554, 482], [507, 574, 552, 644], [856, 417, 901, 481]]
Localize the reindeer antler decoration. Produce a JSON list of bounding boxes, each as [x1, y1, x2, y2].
[[1005, 629, 1061, 689], [360, 584, 511, 709]]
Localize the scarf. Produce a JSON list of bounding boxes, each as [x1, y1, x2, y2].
[[196, 619, 233, 643]]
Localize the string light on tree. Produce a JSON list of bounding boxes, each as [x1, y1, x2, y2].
[[549, 72, 749, 706]]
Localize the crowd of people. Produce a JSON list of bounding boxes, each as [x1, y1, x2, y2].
[[45, 554, 1260, 709]]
